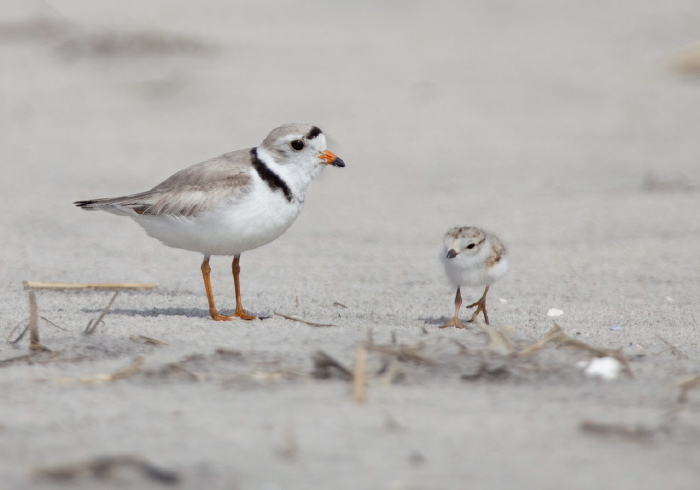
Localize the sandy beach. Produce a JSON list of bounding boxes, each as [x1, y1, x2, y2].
[[1, 1, 700, 488]]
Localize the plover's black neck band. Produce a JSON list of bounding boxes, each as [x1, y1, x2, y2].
[[251, 148, 293, 203]]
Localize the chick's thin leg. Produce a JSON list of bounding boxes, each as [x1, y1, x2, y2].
[[467, 285, 490, 325], [439, 287, 466, 329]]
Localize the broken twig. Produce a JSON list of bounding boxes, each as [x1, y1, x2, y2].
[[33, 455, 178, 484], [0, 353, 38, 366], [311, 350, 352, 380], [274, 311, 336, 327], [353, 346, 367, 404], [461, 362, 510, 381], [85, 292, 119, 334], [656, 335, 690, 360], [365, 343, 436, 365], [676, 374, 700, 404], [42, 357, 144, 385], [378, 358, 403, 385], [129, 335, 169, 346], [28, 291, 48, 352], [7, 316, 65, 344], [579, 420, 665, 442], [518, 325, 633, 377], [472, 317, 515, 354]]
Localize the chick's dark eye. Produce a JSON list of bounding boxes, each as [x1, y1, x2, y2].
[[466, 243, 476, 249], [290, 140, 305, 151]]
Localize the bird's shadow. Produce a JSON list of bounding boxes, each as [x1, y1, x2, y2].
[[421, 316, 476, 326], [421, 316, 452, 325], [82, 307, 212, 318], [81, 307, 272, 319]]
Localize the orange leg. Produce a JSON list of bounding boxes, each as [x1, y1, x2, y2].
[[201, 256, 232, 321], [466, 286, 490, 324], [232, 255, 256, 320], [439, 287, 467, 329]]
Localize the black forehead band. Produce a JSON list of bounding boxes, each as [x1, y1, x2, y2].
[[306, 126, 322, 139]]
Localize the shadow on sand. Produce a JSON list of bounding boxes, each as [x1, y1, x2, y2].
[[421, 316, 477, 326], [81, 307, 271, 319], [81, 307, 212, 318]]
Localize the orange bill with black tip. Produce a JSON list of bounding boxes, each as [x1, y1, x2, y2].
[[319, 150, 345, 167]]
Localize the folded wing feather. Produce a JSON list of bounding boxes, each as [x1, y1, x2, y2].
[[75, 149, 254, 217]]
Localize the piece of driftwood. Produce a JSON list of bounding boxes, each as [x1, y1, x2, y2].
[[23, 281, 157, 290]]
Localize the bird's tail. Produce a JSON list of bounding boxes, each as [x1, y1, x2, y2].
[[74, 192, 153, 215]]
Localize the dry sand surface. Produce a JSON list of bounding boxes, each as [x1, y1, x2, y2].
[[2, 1, 700, 489]]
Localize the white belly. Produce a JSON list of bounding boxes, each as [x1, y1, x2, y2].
[[441, 251, 509, 289], [132, 186, 303, 256]]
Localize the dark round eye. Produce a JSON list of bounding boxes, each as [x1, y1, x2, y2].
[[290, 140, 305, 151], [466, 243, 476, 249]]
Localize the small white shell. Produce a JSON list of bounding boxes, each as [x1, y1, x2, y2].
[[582, 357, 623, 381]]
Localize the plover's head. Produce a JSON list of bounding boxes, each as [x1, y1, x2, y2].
[[259, 123, 345, 174], [443, 226, 487, 259]]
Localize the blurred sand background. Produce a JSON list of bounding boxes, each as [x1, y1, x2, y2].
[[1, 0, 700, 488]]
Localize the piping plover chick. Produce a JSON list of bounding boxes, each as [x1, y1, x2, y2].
[[438, 226, 508, 328], [75, 123, 345, 321]]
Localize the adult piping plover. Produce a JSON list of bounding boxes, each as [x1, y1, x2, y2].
[[75, 123, 345, 321], [438, 226, 508, 328]]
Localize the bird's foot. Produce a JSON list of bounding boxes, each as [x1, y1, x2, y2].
[[439, 317, 467, 329], [467, 301, 489, 325], [232, 306, 256, 321], [209, 311, 233, 321], [465, 299, 481, 309]]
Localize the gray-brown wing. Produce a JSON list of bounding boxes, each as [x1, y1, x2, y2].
[[75, 148, 254, 217]]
